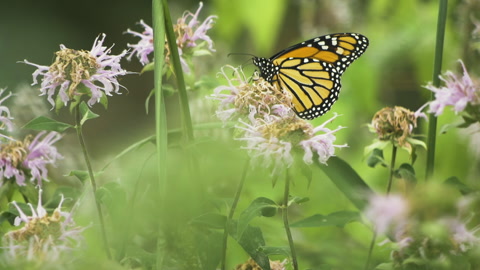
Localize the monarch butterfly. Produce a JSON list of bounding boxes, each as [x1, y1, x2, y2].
[[253, 33, 369, 120]]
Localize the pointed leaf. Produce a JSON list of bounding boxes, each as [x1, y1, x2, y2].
[[66, 170, 90, 183], [230, 221, 270, 270], [290, 211, 361, 228], [237, 197, 278, 239], [444, 176, 474, 195], [394, 163, 417, 185], [141, 62, 155, 73], [190, 213, 227, 229], [289, 196, 310, 205], [366, 148, 386, 168], [101, 135, 155, 172], [259, 246, 290, 256], [23, 116, 72, 132], [317, 157, 374, 210], [0, 211, 16, 226], [79, 102, 99, 125]]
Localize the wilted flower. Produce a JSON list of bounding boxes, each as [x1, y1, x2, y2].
[[126, 2, 217, 73], [425, 60, 479, 117], [22, 34, 129, 109], [367, 106, 426, 156], [0, 89, 14, 134], [235, 258, 287, 270], [0, 189, 85, 268], [0, 131, 62, 187]]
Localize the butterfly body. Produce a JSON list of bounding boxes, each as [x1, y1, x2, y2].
[[253, 33, 369, 120]]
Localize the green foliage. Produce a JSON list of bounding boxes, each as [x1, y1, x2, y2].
[[290, 211, 362, 228], [22, 116, 72, 132]]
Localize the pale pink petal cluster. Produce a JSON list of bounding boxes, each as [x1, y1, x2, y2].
[[1, 189, 85, 267], [125, 20, 154, 65], [0, 89, 14, 134], [23, 34, 128, 108], [0, 131, 62, 187], [364, 194, 409, 235], [425, 60, 479, 116], [126, 2, 217, 73]]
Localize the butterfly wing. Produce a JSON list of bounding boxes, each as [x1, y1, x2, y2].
[[269, 33, 369, 119]]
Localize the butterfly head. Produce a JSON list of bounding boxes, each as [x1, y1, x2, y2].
[[252, 57, 277, 83]]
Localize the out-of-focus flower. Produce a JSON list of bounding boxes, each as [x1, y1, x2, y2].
[[425, 60, 479, 117], [367, 106, 426, 156], [0, 131, 62, 187], [0, 189, 85, 268], [0, 89, 14, 135], [22, 34, 129, 109], [364, 194, 409, 235], [126, 2, 217, 73], [235, 258, 287, 270]]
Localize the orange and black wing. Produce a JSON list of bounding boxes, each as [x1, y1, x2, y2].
[[269, 33, 368, 119]]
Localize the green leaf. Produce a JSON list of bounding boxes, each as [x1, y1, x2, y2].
[[366, 148, 386, 168], [375, 263, 395, 270], [190, 213, 227, 229], [22, 116, 73, 132], [237, 197, 278, 239], [66, 170, 90, 183], [290, 211, 361, 228], [230, 221, 270, 270], [141, 62, 155, 73], [289, 196, 310, 205], [199, 231, 224, 270], [394, 163, 417, 185], [259, 246, 290, 256], [145, 88, 155, 114], [99, 92, 109, 110], [444, 176, 474, 195], [0, 211, 16, 226], [317, 157, 374, 210], [101, 135, 155, 172], [79, 102, 99, 125]]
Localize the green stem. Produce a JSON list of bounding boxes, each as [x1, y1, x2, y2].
[[220, 158, 250, 270], [74, 106, 111, 260], [152, 0, 167, 269], [364, 232, 377, 270], [386, 145, 397, 194], [162, 0, 194, 143], [426, 0, 448, 180], [365, 144, 398, 269], [283, 170, 298, 270]]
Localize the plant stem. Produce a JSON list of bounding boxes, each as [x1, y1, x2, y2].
[[152, 0, 167, 269], [74, 106, 111, 259], [220, 158, 250, 270], [283, 170, 298, 270], [426, 0, 448, 180], [365, 144, 398, 269], [364, 232, 377, 270], [162, 0, 194, 143], [386, 145, 397, 195]]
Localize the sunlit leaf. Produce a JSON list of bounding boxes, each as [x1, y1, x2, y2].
[[79, 102, 99, 125]]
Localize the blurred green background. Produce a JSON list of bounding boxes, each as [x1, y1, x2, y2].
[[1, 0, 480, 269]]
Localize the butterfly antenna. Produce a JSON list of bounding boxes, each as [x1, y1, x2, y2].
[[227, 52, 256, 58]]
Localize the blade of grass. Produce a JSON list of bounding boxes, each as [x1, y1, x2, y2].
[[162, 0, 194, 143], [152, 0, 167, 269], [426, 0, 448, 180]]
